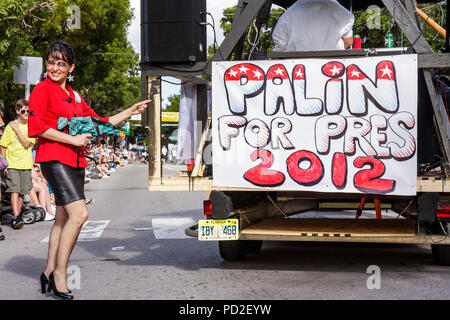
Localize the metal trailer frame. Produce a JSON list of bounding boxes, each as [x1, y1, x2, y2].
[[141, 0, 450, 262]]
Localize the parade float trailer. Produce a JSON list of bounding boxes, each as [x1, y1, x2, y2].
[[141, 0, 450, 264]]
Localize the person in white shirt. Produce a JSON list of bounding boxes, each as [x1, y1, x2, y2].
[[161, 145, 168, 163], [272, 0, 354, 52]]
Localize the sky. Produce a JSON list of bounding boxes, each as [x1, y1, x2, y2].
[[127, 0, 239, 108]]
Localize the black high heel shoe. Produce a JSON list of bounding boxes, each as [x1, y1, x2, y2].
[[41, 272, 71, 294], [48, 272, 74, 300], [40, 273, 49, 294]]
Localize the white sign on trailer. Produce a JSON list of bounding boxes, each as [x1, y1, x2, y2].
[[212, 55, 418, 196]]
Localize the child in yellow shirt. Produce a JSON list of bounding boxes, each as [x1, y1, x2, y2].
[[0, 99, 36, 229]]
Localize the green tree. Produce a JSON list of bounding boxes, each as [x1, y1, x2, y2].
[[0, 0, 61, 120], [47, 0, 140, 117], [0, 0, 140, 121], [353, 8, 398, 48], [215, 3, 447, 60], [164, 93, 180, 112], [353, 3, 446, 52], [209, 6, 284, 60]]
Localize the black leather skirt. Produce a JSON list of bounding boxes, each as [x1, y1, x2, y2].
[[40, 161, 85, 206]]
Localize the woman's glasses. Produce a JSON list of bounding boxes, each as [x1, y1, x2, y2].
[[20, 109, 29, 114], [46, 60, 68, 68]]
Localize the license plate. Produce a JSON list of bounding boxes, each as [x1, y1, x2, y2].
[[198, 219, 239, 241]]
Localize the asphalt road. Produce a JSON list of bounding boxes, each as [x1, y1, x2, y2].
[[0, 163, 449, 300]]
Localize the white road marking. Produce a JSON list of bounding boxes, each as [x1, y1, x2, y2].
[[151, 218, 195, 239], [133, 227, 157, 231], [41, 220, 111, 243]]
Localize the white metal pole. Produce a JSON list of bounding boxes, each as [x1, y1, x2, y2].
[[25, 83, 31, 100]]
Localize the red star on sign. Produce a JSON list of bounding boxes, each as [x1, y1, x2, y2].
[[267, 64, 289, 80], [347, 65, 367, 81], [292, 65, 305, 80], [224, 64, 265, 81], [376, 61, 395, 80]]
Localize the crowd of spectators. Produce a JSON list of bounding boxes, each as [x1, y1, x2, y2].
[[0, 138, 147, 237], [84, 141, 148, 181]]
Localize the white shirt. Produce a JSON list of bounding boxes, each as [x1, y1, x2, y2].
[[272, 0, 354, 52]]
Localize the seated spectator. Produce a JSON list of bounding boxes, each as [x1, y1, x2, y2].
[[75, 140, 142, 180], [92, 155, 105, 179], [29, 164, 55, 220]]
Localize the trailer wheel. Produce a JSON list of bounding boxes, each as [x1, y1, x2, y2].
[[431, 245, 450, 266], [219, 240, 247, 261], [245, 240, 263, 254]]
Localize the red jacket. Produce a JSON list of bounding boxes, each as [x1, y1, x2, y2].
[[28, 78, 109, 168]]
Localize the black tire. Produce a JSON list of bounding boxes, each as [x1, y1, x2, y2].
[[219, 240, 247, 261], [31, 208, 42, 222], [431, 245, 450, 266], [21, 209, 36, 224], [245, 240, 263, 254], [34, 207, 47, 222]]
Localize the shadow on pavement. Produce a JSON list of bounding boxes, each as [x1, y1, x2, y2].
[[75, 221, 437, 273], [4, 255, 47, 282]]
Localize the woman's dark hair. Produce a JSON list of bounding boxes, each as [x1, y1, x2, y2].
[[41, 40, 75, 81], [45, 40, 75, 66]]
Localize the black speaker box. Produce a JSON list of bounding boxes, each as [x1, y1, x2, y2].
[[141, 0, 206, 64], [417, 70, 442, 165]]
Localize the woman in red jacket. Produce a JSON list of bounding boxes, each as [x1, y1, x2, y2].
[[28, 41, 150, 299]]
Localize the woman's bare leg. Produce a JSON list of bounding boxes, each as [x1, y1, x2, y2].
[[52, 200, 88, 292], [29, 187, 40, 208], [35, 185, 47, 208], [40, 182, 54, 214], [43, 205, 68, 277]]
